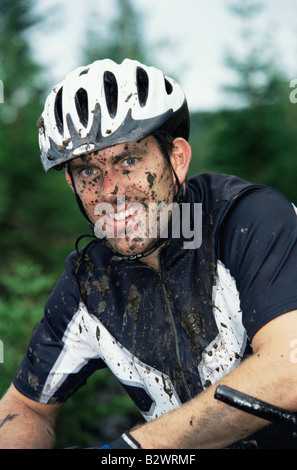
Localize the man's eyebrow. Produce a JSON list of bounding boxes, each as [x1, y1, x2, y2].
[[69, 160, 93, 171], [111, 147, 147, 163], [69, 146, 147, 169]]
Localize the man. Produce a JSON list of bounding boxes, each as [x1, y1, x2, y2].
[[0, 58, 296, 449]]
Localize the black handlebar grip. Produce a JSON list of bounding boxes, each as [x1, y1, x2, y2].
[[215, 384, 297, 430]]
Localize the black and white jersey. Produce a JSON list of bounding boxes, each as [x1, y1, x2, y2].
[[13, 173, 297, 448]]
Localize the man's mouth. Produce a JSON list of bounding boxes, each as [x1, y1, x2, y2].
[[94, 200, 148, 241], [107, 203, 141, 222]]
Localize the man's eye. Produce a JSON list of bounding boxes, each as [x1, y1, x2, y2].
[[123, 157, 137, 167], [82, 168, 96, 177]]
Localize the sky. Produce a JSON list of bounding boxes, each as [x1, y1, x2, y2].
[[30, 0, 297, 111]]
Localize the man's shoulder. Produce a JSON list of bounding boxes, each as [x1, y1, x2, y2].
[[189, 172, 252, 196], [187, 172, 255, 211]]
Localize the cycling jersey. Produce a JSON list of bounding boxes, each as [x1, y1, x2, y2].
[[13, 173, 297, 448]]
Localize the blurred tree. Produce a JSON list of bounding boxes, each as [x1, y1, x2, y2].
[[223, 0, 284, 108], [190, 0, 297, 203], [0, 0, 87, 272], [0, 0, 43, 247], [0, 259, 55, 394], [83, 0, 148, 64]]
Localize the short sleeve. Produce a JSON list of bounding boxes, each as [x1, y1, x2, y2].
[[218, 186, 297, 340], [13, 253, 106, 403]]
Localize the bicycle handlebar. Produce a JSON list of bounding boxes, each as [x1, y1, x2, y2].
[[214, 384, 297, 430]]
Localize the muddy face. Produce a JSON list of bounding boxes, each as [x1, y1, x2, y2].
[[68, 136, 176, 257]]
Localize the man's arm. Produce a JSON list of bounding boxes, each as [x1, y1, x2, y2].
[[0, 384, 62, 448], [130, 309, 297, 449]]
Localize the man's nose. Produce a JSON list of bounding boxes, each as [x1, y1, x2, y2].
[[99, 169, 121, 199]]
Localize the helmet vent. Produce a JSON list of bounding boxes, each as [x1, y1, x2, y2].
[[79, 68, 89, 76], [104, 71, 118, 118], [136, 67, 149, 107], [75, 88, 89, 128], [164, 78, 173, 95], [54, 87, 64, 135]]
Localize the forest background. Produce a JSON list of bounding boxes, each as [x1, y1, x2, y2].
[[0, 0, 296, 448]]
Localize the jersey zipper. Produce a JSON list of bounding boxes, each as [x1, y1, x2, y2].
[[157, 251, 193, 401], [126, 250, 193, 401]]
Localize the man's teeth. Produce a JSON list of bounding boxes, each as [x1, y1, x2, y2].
[[109, 206, 138, 221]]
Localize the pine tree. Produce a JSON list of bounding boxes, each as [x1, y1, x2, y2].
[[0, 0, 88, 268], [196, 0, 297, 202], [0, 0, 44, 258], [83, 0, 148, 65], [223, 0, 285, 108]]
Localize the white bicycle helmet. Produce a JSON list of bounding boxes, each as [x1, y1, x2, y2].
[[38, 58, 190, 172]]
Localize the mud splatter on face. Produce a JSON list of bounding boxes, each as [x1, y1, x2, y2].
[[69, 136, 175, 259], [146, 172, 156, 188]]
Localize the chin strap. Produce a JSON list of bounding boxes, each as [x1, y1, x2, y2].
[[111, 238, 169, 262], [67, 164, 95, 230]]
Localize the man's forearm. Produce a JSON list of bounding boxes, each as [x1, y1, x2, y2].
[[0, 400, 55, 449], [131, 378, 267, 449], [130, 346, 297, 449]]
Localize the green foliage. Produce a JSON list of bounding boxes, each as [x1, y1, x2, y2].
[[55, 369, 141, 448], [0, 259, 55, 393], [193, 98, 297, 204], [188, 111, 218, 176]]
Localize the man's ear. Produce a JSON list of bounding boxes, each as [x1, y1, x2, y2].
[[169, 138, 192, 184], [65, 168, 74, 191]]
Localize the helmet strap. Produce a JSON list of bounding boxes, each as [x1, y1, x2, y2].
[[67, 164, 95, 231], [153, 133, 184, 204]]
